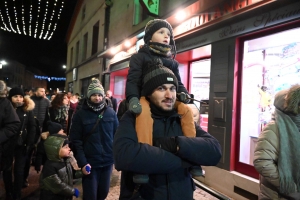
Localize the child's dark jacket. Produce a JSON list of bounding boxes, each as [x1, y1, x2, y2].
[[39, 135, 82, 200], [126, 45, 188, 101]]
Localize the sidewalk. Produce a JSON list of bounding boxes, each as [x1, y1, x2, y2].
[[0, 166, 219, 200]]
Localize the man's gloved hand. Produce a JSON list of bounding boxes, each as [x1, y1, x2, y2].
[[74, 188, 80, 198], [177, 92, 191, 104], [85, 165, 91, 173], [129, 97, 142, 114], [153, 137, 178, 153], [82, 164, 91, 175]]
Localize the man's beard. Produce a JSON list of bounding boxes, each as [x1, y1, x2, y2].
[[150, 98, 176, 117]]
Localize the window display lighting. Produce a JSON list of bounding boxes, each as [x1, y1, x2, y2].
[[0, 0, 65, 40]]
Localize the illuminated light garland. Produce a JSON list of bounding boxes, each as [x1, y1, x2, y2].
[[12, 0, 21, 34], [4, 1, 16, 33], [47, 1, 64, 40], [34, 75, 66, 81], [0, 0, 66, 40], [0, 8, 10, 32], [22, 2, 26, 35]]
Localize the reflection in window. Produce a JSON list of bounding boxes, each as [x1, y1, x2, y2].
[[240, 28, 300, 165]]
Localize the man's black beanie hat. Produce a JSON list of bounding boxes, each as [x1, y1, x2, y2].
[[141, 58, 178, 96]]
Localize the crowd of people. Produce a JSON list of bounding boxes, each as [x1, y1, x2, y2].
[[1, 16, 299, 200]]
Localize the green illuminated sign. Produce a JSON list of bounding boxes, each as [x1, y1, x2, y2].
[[140, 0, 159, 16]]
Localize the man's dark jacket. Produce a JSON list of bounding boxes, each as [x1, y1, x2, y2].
[[113, 110, 222, 200], [70, 100, 119, 168], [30, 95, 50, 130]]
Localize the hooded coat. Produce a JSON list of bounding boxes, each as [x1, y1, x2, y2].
[[254, 85, 300, 200], [11, 96, 36, 148], [39, 135, 82, 200]]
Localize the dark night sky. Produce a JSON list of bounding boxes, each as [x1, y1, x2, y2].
[[0, 0, 78, 88]]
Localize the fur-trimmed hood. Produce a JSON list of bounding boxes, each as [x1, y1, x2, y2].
[[23, 96, 35, 111]]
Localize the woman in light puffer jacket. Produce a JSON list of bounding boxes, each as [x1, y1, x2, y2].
[[254, 84, 300, 200]]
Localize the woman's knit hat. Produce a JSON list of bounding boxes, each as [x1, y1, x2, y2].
[[0, 80, 7, 97], [144, 19, 174, 46], [8, 87, 24, 99], [87, 78, 104, 98], [141, 58, 178, 96]]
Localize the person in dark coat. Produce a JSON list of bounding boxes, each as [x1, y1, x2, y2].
[[31, 87, 51, 131], [125, 19, 201, 181], [23, 87, 51, 187], [4, 87, 36, 200], [39, 134, 81, 200], [113, 67, 222, 200], [0, 81, 20, 200], [46, 93, 69, 134], [126, 19, 190, 109], [70, 78, 119, 200], [106, 90, 118, 112]]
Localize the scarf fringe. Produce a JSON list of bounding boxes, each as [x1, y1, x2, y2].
[[279, 176, 297, 194]]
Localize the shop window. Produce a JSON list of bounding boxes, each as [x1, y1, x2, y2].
[[190, 59, 211, 131], [82, 33, 88, 61], [92, 21, 99, 55], [237, 27, 300, 175]]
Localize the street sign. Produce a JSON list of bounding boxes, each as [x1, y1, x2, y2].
[[140, 0, 159, 16]]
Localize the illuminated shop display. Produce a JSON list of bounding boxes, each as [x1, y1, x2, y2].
[[239, 27, 300, 165]]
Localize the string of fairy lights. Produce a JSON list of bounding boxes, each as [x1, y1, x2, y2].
[[0, 0, 65, 40]]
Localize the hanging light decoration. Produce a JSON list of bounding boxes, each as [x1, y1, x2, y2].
[[0, 0, 66, 40]]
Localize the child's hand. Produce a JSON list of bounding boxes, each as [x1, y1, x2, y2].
[[129, 97, 142, 114], [73, 188, 80, 198]]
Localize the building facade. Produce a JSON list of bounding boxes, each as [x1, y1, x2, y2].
[[0, 59, 47, 89], [65, 0, 300, 199]]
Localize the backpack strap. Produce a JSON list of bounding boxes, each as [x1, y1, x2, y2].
[[82, 109, 106, 145]]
